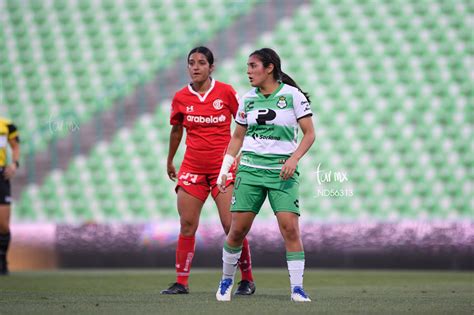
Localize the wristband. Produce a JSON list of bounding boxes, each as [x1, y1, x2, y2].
[[216, 154, 235, 186]]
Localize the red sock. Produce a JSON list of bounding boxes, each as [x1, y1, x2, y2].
[[238, 237, 254, 282], [175, 234, 195, 286]]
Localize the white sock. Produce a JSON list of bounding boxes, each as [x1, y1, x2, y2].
[[222, 244, 242, 281], [287, 259, 305, 291]]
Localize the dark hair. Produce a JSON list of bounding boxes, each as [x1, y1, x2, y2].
[[187, 46, 214, 66], [249, 48, 310, 102]]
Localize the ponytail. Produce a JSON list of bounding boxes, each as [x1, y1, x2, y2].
[[280, 71, 311, 103]]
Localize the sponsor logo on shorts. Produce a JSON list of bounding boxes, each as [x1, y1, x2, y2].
[[213, 99, 224, 110], [231, 195, 236, 205], [186, 114, 226, 124], [293, 199, 299, 208]]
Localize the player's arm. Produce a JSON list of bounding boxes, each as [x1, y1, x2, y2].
[[280, 116, 315, 180], [5, 124, 20, 180], [167, 125, 183, 181], [217, 124, 247, 192], [226, 124, 246, 157], [228, 87, 242, 163]]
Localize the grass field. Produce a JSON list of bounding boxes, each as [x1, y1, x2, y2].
[[0, 269, 472, 314]]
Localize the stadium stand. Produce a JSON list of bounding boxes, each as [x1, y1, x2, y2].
[[0, 0, 260, 154], [11, 0, 473, 222]]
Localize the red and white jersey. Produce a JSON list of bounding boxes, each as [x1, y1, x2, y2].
[[170, 78, 239, 173]]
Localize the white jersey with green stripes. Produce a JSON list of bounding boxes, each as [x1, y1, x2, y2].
[[235, 83, 312, 170]]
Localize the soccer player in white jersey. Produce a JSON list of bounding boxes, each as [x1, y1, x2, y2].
[[215, 48, 315, 302]]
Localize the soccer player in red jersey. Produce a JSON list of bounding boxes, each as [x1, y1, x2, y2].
[[161, 47, 255, 295]]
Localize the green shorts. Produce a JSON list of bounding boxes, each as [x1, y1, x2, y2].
[[231, 165, 300, 215]]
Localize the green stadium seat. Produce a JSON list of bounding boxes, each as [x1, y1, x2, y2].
[[12, 0, 471, 223], [3, 0, 261, 156]]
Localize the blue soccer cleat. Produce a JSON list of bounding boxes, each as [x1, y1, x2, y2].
[[291, 286, 311, 302], [216, 278, 233, 301]]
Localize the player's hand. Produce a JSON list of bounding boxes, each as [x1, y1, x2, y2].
[[280, 156, 298, 180], [167, 163, 177, 181], [4, 163, 17, 180], [217, 174, 228, 193]]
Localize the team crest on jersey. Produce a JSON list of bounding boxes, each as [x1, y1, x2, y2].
[[213, 99, 224, 110], [238, 111, 247, 119], [186, 105, 194, 112], [277, 96, 287, 108]]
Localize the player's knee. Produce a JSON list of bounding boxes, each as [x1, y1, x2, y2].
[[280, 224, 299, 240], [179, 219, 198, 236], [228, 226, 247, 243]]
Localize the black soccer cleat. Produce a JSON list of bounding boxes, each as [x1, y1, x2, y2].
[[234, 280, 256, 295], [160, 282, 189, 294]]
